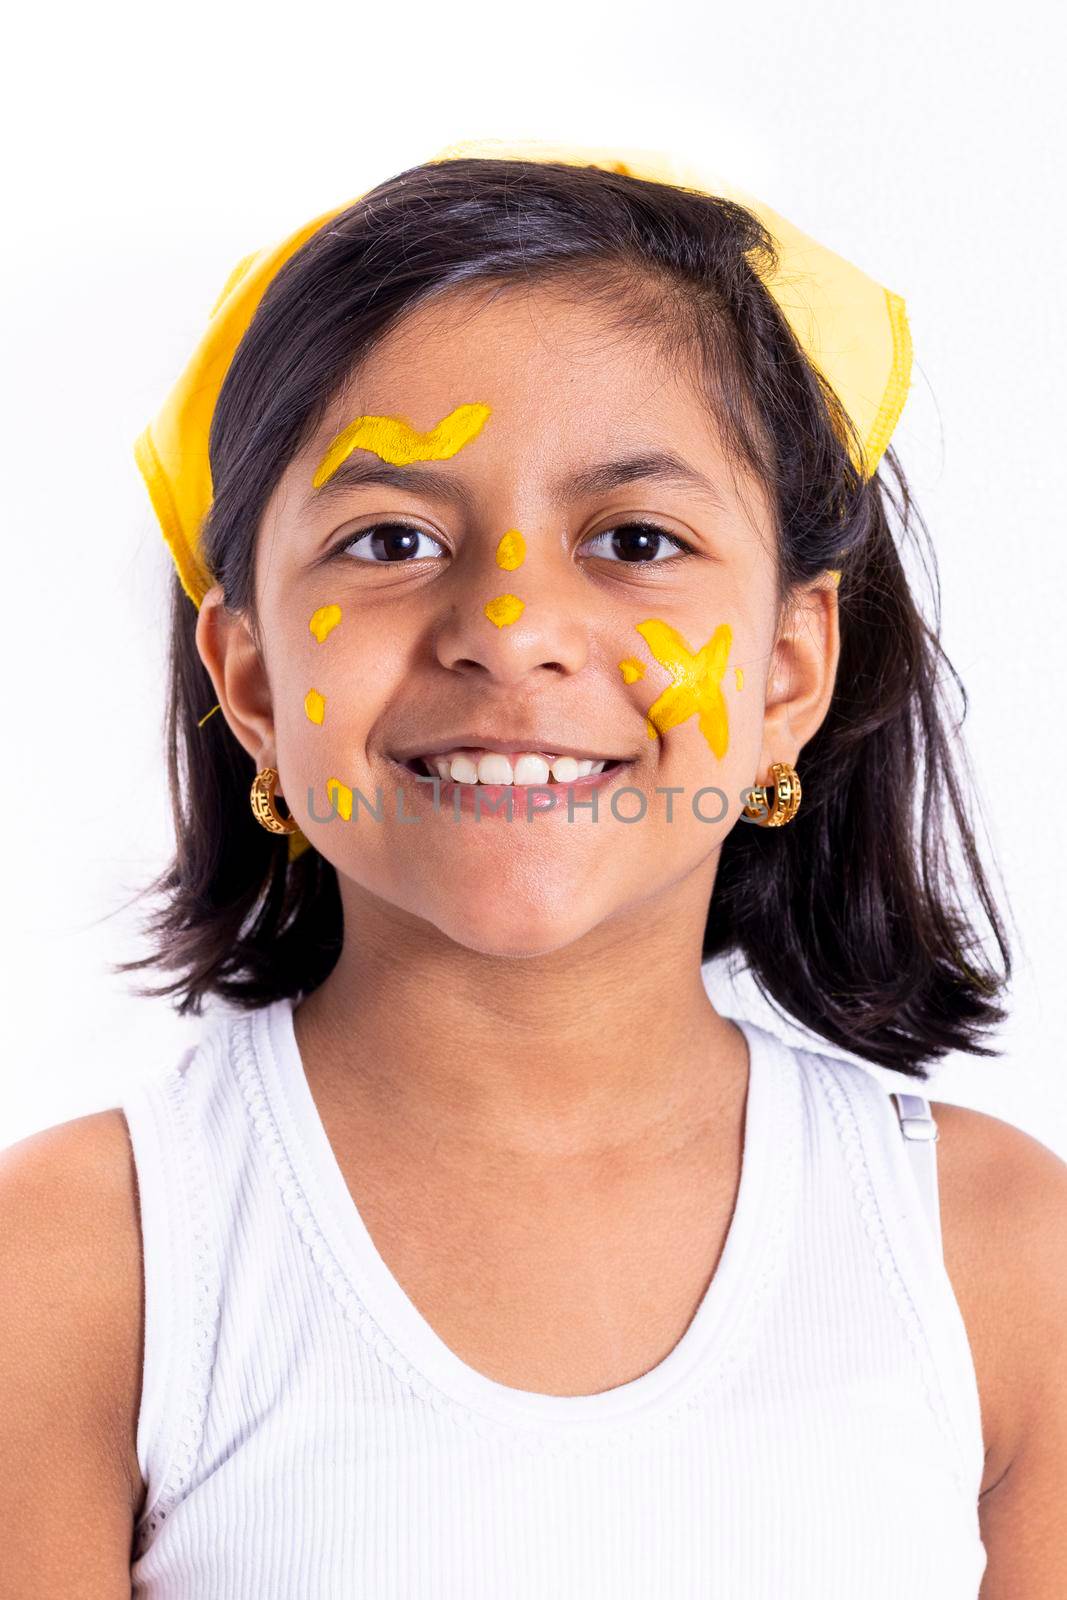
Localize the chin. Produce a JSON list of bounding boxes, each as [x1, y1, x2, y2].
[[418, 883, 600, 960], [334, 838, 633, 957]]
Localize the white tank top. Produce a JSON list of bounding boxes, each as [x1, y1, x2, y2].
[[120, 994, 988, 1597]]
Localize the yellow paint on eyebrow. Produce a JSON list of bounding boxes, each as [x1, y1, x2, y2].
[[304, 688, 326, 725], [326, 777, 353, 822], [312, 403, 492, 488], [484, 594, 525, 628], [735, 667, 744, 690], [618, 657, 646, 684], [634, 618, 734, 758], [309, 604, 342, 642], [495, 529, 526, 570]]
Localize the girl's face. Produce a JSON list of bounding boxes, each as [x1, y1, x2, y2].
[[200, 280, 838, 958]]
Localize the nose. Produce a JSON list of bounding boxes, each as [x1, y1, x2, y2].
[[433, 542, 590, 684]]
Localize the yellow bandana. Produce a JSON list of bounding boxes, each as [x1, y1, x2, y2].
[[134, 134, 912, 614]]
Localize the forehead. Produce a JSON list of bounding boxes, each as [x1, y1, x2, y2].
[[295, 279, 746, 491]]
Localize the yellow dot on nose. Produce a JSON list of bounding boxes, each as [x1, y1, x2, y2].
[[484, 594, 525, 628], [304, 688, 326, 724], [618, 657, 646, 684], [309, 604, 342, 642], [495, 529, 526, 570]]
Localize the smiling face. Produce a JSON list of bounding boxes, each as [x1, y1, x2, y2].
[[199, 277, 839, 958]]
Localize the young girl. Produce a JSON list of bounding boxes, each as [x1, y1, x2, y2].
[[2, 137, 1063, 1597]]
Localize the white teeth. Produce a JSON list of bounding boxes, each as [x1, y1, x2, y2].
[[449, 754, 480, 784], [417, 750, 609, 784], [513, 753, 551, 786], [476, 752, 512, 784]]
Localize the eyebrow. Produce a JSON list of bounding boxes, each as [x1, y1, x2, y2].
[[301, 448, 727, 515]]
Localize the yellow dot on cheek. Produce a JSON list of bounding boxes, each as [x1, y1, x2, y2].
[[484, 594, 525, 627], [304, 688, 326, 724], [735, 667, 744, 690], [495, 529, 526, 570], [309, 604, 342, 642], [326, 777, 353, 822], [618, 657, 646, 684]]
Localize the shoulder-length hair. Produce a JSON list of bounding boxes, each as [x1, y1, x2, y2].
[[116, 157, 1014, 1078]]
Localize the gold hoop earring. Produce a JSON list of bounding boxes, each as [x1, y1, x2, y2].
[[250, 766, 299, 836], [742, 761, 802, 827]]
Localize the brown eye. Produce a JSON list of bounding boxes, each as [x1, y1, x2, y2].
[[339, 523, 446, 562], [582, 522, 694, 563]]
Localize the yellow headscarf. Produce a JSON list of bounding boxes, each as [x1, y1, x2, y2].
[[133, 136, 912, 864], [134, 134, 912, 613]]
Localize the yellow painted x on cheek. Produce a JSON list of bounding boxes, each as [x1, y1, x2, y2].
[[626, 619, 734, 759]]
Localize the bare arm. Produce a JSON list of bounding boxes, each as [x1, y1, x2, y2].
[[0, 1111, 145, 1597], [933, 1100, 1067, 1597]]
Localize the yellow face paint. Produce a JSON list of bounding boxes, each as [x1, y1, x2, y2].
[[484, 594, 525, 628], [312, 403, 491, 488], [735, 667, 744, 691], [288, 830, 311, 863], [304, 688, 325, 725], [827, 568, 842, 587], [617, 657, 646, 684], [309, 604, 342, 642], [326, 777, 352, 822], [495, 529, 526, 571], [634, 619, 733, 759]]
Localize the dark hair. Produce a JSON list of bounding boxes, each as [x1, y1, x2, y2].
[[115, 157, 1015, 1077]]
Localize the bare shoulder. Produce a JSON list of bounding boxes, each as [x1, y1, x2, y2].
[[0, 1108, 145, 1593], [929, 1098, 1067, 1593]]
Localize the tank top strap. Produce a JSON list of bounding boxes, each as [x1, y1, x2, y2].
[[120, 1011, 229, 1555], [890, 1091, 943, 1258], [803, 1047, 985, 1512]]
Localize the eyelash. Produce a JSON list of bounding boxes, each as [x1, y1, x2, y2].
[[335, 520, 698, 565]]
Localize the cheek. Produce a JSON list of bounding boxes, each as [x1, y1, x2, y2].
[[279, 603, 402, 779], [618, 612, 765, 785]]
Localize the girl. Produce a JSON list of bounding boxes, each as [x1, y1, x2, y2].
[[2, 137, 1064, 1598]]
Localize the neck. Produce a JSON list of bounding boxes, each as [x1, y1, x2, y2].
[[293, 871, 745, 1163]]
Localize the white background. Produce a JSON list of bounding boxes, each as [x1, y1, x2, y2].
[[2, 0, 1064, 1153]]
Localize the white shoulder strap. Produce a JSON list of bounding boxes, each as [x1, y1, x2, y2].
[[891, 1091, 943, 1257]]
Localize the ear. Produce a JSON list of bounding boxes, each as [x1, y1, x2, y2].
[[757, 573, 840, 774], [195, 585, 277, 766]]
